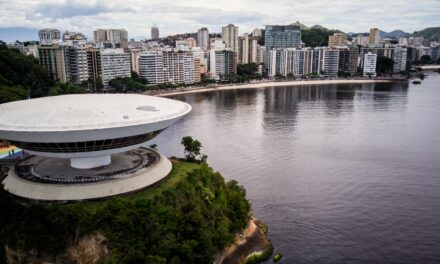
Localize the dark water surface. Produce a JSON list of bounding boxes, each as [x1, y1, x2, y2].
[[151, 73, 440, 263]]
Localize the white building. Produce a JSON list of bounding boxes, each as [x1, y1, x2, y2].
[[363, 52, 377, 77], [67, 45, 89, 83], [138, 51, 195, 85], [393, 47, 407, 73], [138, 53, 165, 84], [100, 49, 131, 87], [163, 51, 195, 84], [0, 94, 191, 201], [38, 29, 61, 45], [130, 49, 142, 74], [197, 27, 209, 49]]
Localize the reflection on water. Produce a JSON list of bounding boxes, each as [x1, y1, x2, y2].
[[152, 74, 440, 263]]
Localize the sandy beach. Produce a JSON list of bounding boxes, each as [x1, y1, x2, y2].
[[151, 79, 396, 97]]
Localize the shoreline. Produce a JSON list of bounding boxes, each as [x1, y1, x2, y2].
[[147, 78, 402, 97]]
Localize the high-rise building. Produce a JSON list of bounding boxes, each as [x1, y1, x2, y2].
[[93, 29, 128, 48], [209, 49, 237, 80], [38, 44, 69, 82], [239, 33, 250, 64], [354, 35, 370, 46], [363, 52, 377, 77], [322, 49, 340, 77], [185, 38, 197, 48], [369, 28, 380, 46], [130, 49, 142, 74], [151, 25, 159, 40], [67, 45, 89, 83], [210, 38, 226, 49], [38, 29, 61, 45], [338, 47, 359, 75], [268, 48, 322, 77], [252, 28, 263, 38], [139, 51, 195, 85], [139, 53, 165, 84], [197, 27, 209, 49], [238, 34, 260, 64], [257, 46, 266, 65], [222, 24, 239, 54], [328, 33, 347, 47], [86, 47, 102, 90], [264, 25, 301, 67], [194, 58, 201, 83], [393, 47, 408, 73], [100, 49, 131, 87], [163, 51, 195, 84]]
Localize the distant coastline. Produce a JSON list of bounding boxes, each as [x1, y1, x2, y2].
[[149, 78, 401, 97]]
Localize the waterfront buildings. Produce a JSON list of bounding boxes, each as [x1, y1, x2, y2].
[[322, 48, 340, 77], [369, 28, 380, 46], [393, 47, 408, 73], [100, 49, 131, 87], [38, 29, 61, 45], [209, 49, 237, 80], [363, 52, 377, 77], [222, 24, 239, 54], [139, 53, 165, 84], [265, 24, 301, 67], [151, 25, 160, 40], [328, 33, 348, 47], [197, 27, 209, 49], [139, 51, 195, 85]]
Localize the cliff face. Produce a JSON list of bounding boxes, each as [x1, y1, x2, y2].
[[5, 233, 109, 264], [0, 161, 251, 264]]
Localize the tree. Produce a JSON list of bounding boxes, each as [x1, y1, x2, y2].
[[286, 73, 295, 80], [109, 77, 145, 93], [48, 82, 87, 96], [0, 43, 54, 98], [376, 56, 394, 76], [0, 85, 27, 103], [420, 55, 431, 65], [181, 136, 207, 163], [274, 73, 285, 80]]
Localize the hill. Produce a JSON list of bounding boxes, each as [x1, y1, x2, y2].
[[380, 30, 410, 39], [300, 25, 344, 47], [0, 160, 252, 263], [412, 27, 440, 41]]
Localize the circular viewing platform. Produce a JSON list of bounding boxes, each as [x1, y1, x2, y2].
[[2, 147, 172, 201]]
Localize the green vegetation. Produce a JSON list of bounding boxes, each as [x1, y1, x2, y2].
[[243, 244, 274, 264], [181, 136, 208, 163], [0, 42, 54, 102], [412, 27, 440, 41], [0, 42, 89, 103], [237, 63, 263, 81], [301, 27, 344, 47], [0, 160, 251, 263], [273, 253, 283, 263], [48, 82, 87, 96], [376, 56, 395, 76]]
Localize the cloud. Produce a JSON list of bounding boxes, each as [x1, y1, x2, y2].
[[0, 0, 439, 40]]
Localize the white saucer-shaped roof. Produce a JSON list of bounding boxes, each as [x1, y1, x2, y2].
[[0, 94, 191, 143]]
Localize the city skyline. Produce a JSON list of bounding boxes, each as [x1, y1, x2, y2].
[[0, 0, 439, 42]]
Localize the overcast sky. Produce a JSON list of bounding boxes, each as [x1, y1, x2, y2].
[[1, 0, 439, 39]]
